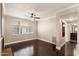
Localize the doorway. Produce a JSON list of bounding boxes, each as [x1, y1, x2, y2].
[[65, 17, 78, 56]]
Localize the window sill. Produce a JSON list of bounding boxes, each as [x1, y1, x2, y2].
[[12, 32, 34, 35]]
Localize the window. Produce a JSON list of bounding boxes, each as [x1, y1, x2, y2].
[[13, 20, 33, 34], [21, 26, 33, 34], [12, 21, 20, 34]]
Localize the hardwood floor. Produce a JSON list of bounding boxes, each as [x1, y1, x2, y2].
[[3, 39, 76, 56], [4, 39, 57, 56], [35, 40, 56, 56], [65, 42, 76, 56]]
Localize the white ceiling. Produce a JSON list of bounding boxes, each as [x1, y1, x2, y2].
[[4, 3, 76, 20]]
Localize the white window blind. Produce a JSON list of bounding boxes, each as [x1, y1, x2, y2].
[[13, 20, 33, 35]]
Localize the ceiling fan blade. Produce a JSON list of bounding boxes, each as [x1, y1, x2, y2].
[[34, 17, 40, 19], [25, 14, 30, 18]]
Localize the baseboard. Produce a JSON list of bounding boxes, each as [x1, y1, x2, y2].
[[38, 38, 56, 45], [4, 38, 37, 46], [4, 38, 56, 46], [4, 37, 70, 50], [56, 40, 71, 50], [56, 42, 66, 50]]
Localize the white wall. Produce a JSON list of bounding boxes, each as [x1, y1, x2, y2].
[[77, 7, 79, 45], [78, 19, 79, 44], [0, 7, 1, 56], [2, 15, 5, 38], [37, 17, 65, 49], [56, 18, 65, 49], [66, 23, 71, 42], [4, 16, 37, 44], [38, 17, 58, 45], [0, 4, 1, 38]]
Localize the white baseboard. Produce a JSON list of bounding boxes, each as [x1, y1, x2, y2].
[[4, 38, 66, 50], [4, 38, 56, 46], [56, 42, 66, 50], [4, 38, 37, 46], [56, 40, 71, 50], [56, 37, 70, 50], [4, 35, 72, 52], [38, 38, 66, 50], [38, 38, 56, 45]]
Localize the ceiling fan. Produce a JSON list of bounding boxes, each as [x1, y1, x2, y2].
[[30, 13, 40, 19], [25, 12, 40, 21], [25, 8, 40, 21]]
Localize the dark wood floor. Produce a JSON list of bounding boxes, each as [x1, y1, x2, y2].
[[4, 39, 76, 56], [57, 42, 77, 56], [65, 42, 76, 56], [4, 39, 57, 56]]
